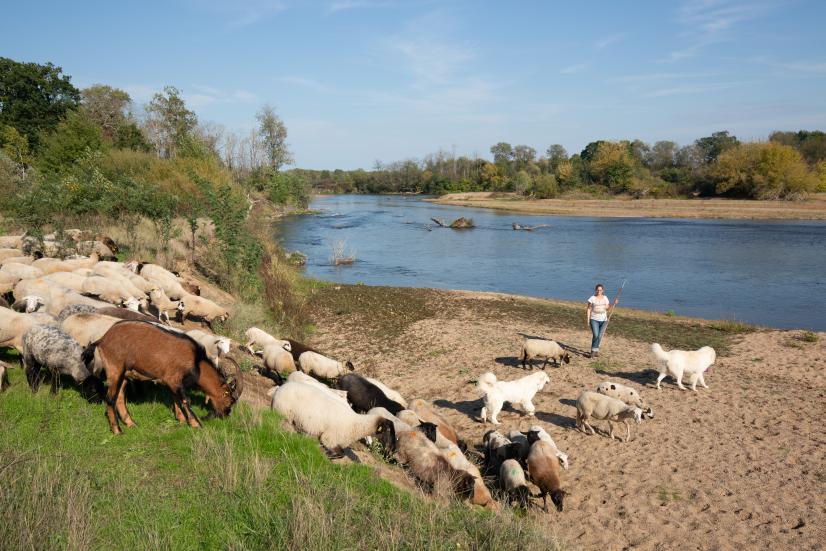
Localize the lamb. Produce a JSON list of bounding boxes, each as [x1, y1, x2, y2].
[[651, 343, 716, 391], [596, 381, 653, 418], [262, 342, 297, 376], [526, 435, 567, 512], [298, 350, 354, 380], [575, 390, 643, 442], [148, 288, 181, 323], [500, 458, 531, 509], [185, 329, 231, 363], [336, 373, 405, 415], [476, 371, 550, 425], [21, 324, 100, 399], [60, 313, 121, 347], [393, 427, 476, 499], [0, 263, 43, 280], [178, 293, 229, 326], [526, 425, 569, 470], [520, 338, 571, 369], [244, 327, 291, 355], [364, 377, 407, 408], [287, 371, 349, 404], [409, 398, 464, 449], [270, 381, 395, 458], [138, 263, 187, 300]]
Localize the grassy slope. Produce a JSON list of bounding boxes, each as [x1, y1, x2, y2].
[[0, 369, 558, 551]]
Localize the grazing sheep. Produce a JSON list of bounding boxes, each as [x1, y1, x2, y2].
[[287, 371, 349, 404], [526, 436, 567, 512], [409, 398, 464, 449], [21, 324, 100, 398], [81, 276, 137, 306], [520, 338, 571, 369], [651, 343, 716, 391], [138, 263, 187, 300], [364, 377, 407, 408], [60, 313, 121, 347], [575, 390, 643, 442], [526, 425, 569, 470], [441, 441, 498, 510], [0, 263, 43, 281], [1, 308, 41, 353], [0, 236, 23, 249], [336, 373, 405, 415], [0, 359, 11, 390], [185, 329, 231, 363], [0, 248, 24, 263], [244, 327, 291, 355], [43, 272, 88, 292], [394, 427, 476, 499], [500, 458, 531, 509], [262, 342, 297, 376], [367, 406, 413, 434], [56, 304, 100, 323], [298, 351, 354, 380], [596, 381, 653, 418], [147, 288, 180, 323], [476, 371, 550, 425], [271, 381, 395, 458], [178, 293, 228, 326], [483, 429, 515, 472], [97, 306, 157, 323], [285, 338, 322, 362], [0, 255, 32, 267]]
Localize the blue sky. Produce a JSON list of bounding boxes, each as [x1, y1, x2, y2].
[[2, 0, 825, 169]]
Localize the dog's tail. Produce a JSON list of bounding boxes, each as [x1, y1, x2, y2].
[[650, 343, 669, 363], [476, 371, 497, 393]]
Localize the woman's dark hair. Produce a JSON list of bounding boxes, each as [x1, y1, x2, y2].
[[595, 283, 604, 292]]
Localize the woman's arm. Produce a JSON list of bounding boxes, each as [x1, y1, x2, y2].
[[586, 302, 592, 326]]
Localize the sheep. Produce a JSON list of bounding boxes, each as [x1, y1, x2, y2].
[[483, 429, 515, 472], [394, 427, 476, 499], [526, 425, 569, 470], [0, 248, 23, 263], [409, 398, 464, 449], [60, 313, 121, 347], [520, 338, 571, 370], [0, 359, 11, 391], [43, 271, 88, 292], [336, 373, 405, 415], [270, 381, 395, 458], [575, 390, 643, 442], [1, 255, 32, 267], [185, 329, 231, 364], [367, 406, 413, 434], [284, 338, 323, 362], [20, 284, 111, 317], [56, 304, 100, 323], [11, 295, 45, 313], [0, 236, 23, 249], [500, 458, 531, 509], [76, 240, 116, 259], [21, 324, 100, 399], [440, 441, 498, 510], [596, 381, 653, 418], [81, 276, 138, 306], [364, 377, 407, 408], [32, 254, 99, 275], [243, 327, 291, 355], [262, 342, 297, 376], [476, 371, 550, 425], [0, 263, 43, 280], [0, 296, 7, 309], [287, 371, 349, 404], [298, 351, 354, 380], [87, 267, 148, 300], [1, 308, 41, 353], [526, 436, 567, 512], [178, 293, 229, 326], [651, 343, 716, 391], [146, 288, 180, 323], [138, 263, 187, 300]]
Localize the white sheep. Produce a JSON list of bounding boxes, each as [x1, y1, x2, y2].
[[0, 359, 10, 390], [0, 236, 23, 249], [520, 338, 571, 369], [0, 248, 23, 263], [178, 293, 228, 325], [364, 376, 407, 408], [575, 390, 642, 442], [1, 255, 32, 267], [148, 288, 181, 324], [298, 351, 354, 380], [12, 295, 45, 313], [43, 272, 88, 292], [527, 425, 569, 470], [441, 441, 498, 510], [262, 343, 297, 376], [1, 309, 41, 354], [185, 329, 231, 363], [244, 327, 291, 355], [288, 371, 349, 404], [60, 313, 121, 347], [81, 276, 137, 306], [0, 263, 43, 281], [651, 343, 716, 391], [139, 264, 187, 300], [270, 381, 395, 457], [596, 381, 653, 418], [500, 458, 531, 509]]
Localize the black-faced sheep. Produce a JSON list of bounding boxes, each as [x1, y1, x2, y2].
[[409, 398, 465, 450], [500, 458, 531, 509]]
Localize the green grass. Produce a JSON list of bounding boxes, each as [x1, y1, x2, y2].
[[0, 370, 559, 551], [800, 331, 819, 343]]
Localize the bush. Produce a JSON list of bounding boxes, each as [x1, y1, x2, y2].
[[713, 142, 819, 199]]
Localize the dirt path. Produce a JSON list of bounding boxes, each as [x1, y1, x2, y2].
[[428, 192, 826, 220], [298, 285, 825, 551]]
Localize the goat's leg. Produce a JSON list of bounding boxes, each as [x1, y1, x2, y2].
[[105, 372, 125, 435], [172, 402, 187, 424], [176, 387, 202, 428], [115, 380, 136, 428]]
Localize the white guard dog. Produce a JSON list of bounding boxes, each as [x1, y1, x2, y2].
[[477, 371, 550, 424], [650, 343, 716, 391]]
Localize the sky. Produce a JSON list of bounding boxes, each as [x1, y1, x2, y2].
[[2, 0, 825, 169]]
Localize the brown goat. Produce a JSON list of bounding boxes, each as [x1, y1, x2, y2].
[[83, 321, 240, 434]]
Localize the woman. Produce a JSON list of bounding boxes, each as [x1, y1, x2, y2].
[[586, 283, 618, 358]]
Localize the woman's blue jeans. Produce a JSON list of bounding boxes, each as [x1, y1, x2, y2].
[[590, 319, 606, 352]]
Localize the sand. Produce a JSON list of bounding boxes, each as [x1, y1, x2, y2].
[[428, 192, 826, 220], [246, 287, 826, 551]]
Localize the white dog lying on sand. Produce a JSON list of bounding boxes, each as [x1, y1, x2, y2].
[[477, 371, 550, 424], [651, 343, 716, 391]]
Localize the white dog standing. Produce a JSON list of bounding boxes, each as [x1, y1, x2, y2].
[[477, 371, 550, 424], [650, 343, 716, 391]]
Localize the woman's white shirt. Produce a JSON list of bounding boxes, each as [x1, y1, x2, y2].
[[588, 295, 610, 321]]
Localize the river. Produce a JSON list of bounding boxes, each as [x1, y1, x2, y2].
[[275, 195, 826, 331]]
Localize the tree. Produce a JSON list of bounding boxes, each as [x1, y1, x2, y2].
[[81, 85, 131, 141], [0, 124, 33, 174], [769, 130, 826, 165], [647, 141, 678, 171], [713, 142, 818, 199], [546, 144, 567, 169], [114, 121, 151, 151], [588, 141, 635, 192], [513, 145, 537, 170], [490, 142, 514, 164], [479, 162, 503, 190], [0, 57, 80, 149], [256, 105, 293, 171], [37, 110, 104, 175], [145, 86, 197, 158], [694, 131, 739, 164], [580, 140, 605, 162]]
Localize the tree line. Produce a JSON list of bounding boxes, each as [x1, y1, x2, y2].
[[302, 131, 826, 200]]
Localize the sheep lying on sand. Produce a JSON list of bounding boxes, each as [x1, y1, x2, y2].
[[576, 390, 642, 442], [520, 338, 571, 369], [651, 343, 716, 391]]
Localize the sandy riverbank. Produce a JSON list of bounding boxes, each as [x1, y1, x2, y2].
[[242, 284, 825, 551], [428, 192, 826, 220]]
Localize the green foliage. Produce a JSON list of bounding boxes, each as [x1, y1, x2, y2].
[[713, 142, 818, 199], [265, 170, 310, 207], [37, 110, 104, 175], [695, 131, 739, 164], [114, 121, 151, 151], [0, 57, 80, 149], [145, 85, 198, 158], [769, 130, 826, 165]]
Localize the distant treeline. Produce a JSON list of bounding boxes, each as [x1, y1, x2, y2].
[[298, 131, 826, 200]]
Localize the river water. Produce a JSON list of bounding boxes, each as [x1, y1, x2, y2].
[[275, 195, 826, 331]]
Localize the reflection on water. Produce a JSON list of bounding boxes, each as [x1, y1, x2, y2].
[[275, 195, 826, 330]]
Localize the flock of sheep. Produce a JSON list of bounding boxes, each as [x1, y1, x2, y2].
[[0, 229, 720, 515]]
